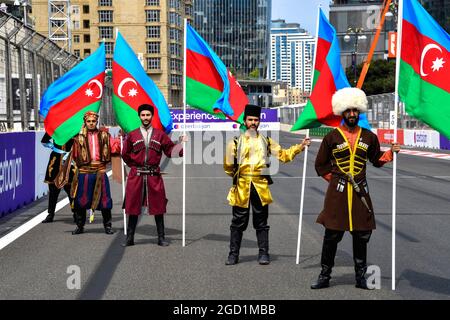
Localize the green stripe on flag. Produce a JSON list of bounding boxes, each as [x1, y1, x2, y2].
[[186, 77, 223, 116], [290, 100, 322, 131], [52, 101, 101, 145], [399, 61, 450, 139], [112, 94, 141, 133]]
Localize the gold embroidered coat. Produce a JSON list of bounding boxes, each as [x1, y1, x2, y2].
[[224, 133, 304, 208]]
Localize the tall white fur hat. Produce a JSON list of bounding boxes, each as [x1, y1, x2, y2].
[[332, 87, 368, 116]]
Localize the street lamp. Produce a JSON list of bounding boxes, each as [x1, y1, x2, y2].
[[344, 27, 367, 84]]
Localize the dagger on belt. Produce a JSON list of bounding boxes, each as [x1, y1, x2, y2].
[[345, 173, 373, 215]]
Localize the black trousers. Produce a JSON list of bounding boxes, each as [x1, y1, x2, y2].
[[320, 228, 372, 277], [74, 209, 111, 228], [231, 184, 269, 232], [48, 183, 73, 214]]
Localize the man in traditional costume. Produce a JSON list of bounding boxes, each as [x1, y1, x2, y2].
[[70, 111, 121, 235], [311, 87, 400, 290], [41, 133, 77, 223], [121, 104, 186, 247], [223, 104, 311, 265]]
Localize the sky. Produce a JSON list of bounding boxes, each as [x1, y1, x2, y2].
[[271, 0, 330, 36]]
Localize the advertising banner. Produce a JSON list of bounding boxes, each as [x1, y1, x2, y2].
[[439, 134, 450, 150], [377, 129, 404, 145], [35, 131, 51, 200], [171, 109, 280, 131], [404, 130, 440, 149], [0, 132, 36, 217]]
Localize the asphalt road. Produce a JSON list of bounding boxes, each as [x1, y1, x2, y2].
[[0, 130, 449, 300]]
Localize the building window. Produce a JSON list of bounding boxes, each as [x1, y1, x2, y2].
[[146, 42, 160, 54], [74, 49, 80, 57], [99, 10, 113, 23], [99, 0, 112, 6], [106, 58, 112, 69], [170, 74, 182, 86], [104, 42, 113, 55], [147, 57, 160, 70], [84, 34, 91, 43], [169, 28, 181, 41], [51, 20, 64, 27], [146, 10, 160, 22], [185, 5, 192, 16], [169, 12, 181, 26], [73, 20, 80, 30], [170, 58, 182, 72], [146, 26, 160, 38], [50, 4, 64, 13], [146, 0, 159, 5], [169, 0, 180, 9], [84, 49, 91, 57], [73, 35, 80, 43], [99, 26, 114, 39], [83, 20, 90, 29], [170, 43, 181, 57], [72, 5, 79, 15], [83, 5, 89, 14]]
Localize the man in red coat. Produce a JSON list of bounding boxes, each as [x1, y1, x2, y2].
[[121, 104, 186, 247]]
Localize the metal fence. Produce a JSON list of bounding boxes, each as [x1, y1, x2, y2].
[[278, 92, 427, 130]]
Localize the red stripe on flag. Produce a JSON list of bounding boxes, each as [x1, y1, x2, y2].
[[186, 49, 223, 92], [112, 61, 164, 130], [309, 62, 342, 127], [315, 38, 332, 73], [226, 71, 248, 122], [401, 20, 450, 93], [44, 73, 105, 136]]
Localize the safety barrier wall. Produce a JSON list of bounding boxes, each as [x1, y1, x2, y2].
[[0, 131, 52, 217]]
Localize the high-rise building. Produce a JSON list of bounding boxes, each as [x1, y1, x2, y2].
[[31, 0, 192, 107], [192, 0, 272, 79], [421, 0, 450, 33], [269, 19, 315, 96]]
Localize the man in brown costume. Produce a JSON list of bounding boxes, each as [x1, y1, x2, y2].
[[311, 87, 400, 290]]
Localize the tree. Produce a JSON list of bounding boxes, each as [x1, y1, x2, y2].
[[346, 58, 395, 95], [248, 67, 260, 79]]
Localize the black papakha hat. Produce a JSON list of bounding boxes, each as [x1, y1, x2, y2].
[[137, 104, 154, 115], [244, 104, 261, 118]]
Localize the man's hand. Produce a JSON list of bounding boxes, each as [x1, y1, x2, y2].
[[391, 142, 401, 153], [179, 134, 188, 143], [301, 137, 311, 148]]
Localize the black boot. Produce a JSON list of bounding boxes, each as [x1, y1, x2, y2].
[[226, 229, 243, 265], [104, 223, 115, 235], [122, 215, 138, 247], [102, 209, 115, 235], [311, 229, 343, 289], [42, 213, 55, 223], [256, 229, 270, 265], [353, 231, 373, 290], [155, 215, 169, 246], [72, 209, 85, 235]]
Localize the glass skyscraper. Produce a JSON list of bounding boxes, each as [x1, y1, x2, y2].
[[192, 0, 272, 79]]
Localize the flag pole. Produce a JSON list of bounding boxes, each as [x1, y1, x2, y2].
[[296, 5, 321, 265], [182, 18, 188, 247], [392, 0, 403, 291], [120, 135, 127, 235]]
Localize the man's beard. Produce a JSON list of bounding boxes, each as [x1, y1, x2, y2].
[[141, 120, 151, 127], [343, 116, 359, 128]]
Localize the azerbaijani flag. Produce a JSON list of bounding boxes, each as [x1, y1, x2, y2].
[[112, 32, 172, 133], [186, 24, 248, 123], [399, 0, 450, 139], [291, 9, 370, 131], [40, 44, 105, 145]]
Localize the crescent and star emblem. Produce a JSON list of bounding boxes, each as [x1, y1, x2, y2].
[[420, 44, 445, 77], [118, 78, 138, 98], [87, 79, 103, 98]]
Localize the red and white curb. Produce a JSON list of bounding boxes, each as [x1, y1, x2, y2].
[[381, 147, 450, 160]]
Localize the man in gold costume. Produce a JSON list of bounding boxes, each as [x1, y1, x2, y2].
[[223, 104, 310, 265]]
